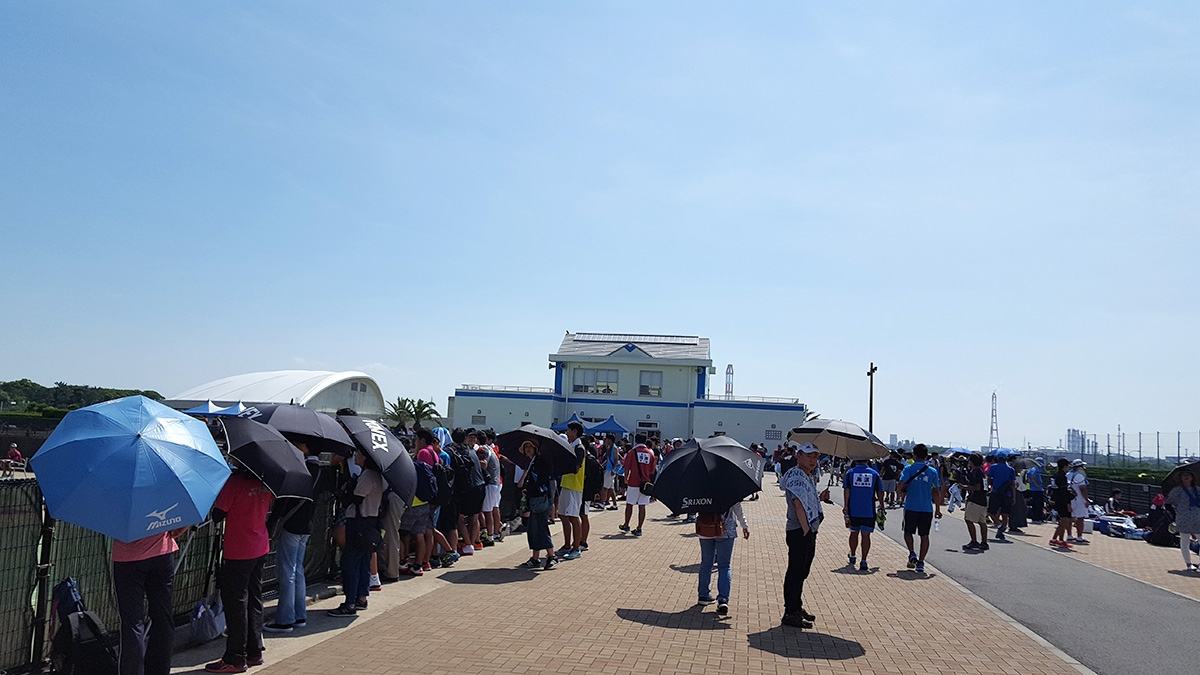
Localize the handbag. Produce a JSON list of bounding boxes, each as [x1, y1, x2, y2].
[[636, 450, 655, 497], [528, 494, 551, 514], [189, 596, 225, 645]]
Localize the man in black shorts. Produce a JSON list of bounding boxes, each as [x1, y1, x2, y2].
[[897, 444, 942, 574], [448, 428, 487, 555]]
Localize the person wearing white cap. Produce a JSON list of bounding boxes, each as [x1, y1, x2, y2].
[[1066, 459, 1090, 544], [779, 442, 829, 628]]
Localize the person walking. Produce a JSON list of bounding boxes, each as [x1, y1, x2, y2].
[[897, 444, 942, 573], [695, 503, 749, 616], [986, 454, 1017, 541], [780, 442, 829, 629], [960, 454, 990, 552], [1164, 469, 1200, 571], [842, 458, 884, 571]]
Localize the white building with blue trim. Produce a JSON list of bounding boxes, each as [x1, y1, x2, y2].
[[450, 333, 808, 446]]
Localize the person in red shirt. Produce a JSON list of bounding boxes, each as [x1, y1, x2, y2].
[[205, 468, 273, 674], [619, 434, 657, 536]]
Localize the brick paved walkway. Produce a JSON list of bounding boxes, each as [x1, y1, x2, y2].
[[183, 490, 1089, 675]]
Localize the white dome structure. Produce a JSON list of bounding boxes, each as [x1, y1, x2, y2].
[[165, 370, 385, 417]]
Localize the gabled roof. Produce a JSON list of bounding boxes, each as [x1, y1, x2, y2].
[[166, 370, 375, 407], [552, 333, 711, 362]]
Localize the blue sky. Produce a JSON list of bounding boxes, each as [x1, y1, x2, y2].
[[2, 3, 1197, 450]]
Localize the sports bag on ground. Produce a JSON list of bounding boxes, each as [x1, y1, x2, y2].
[[50, 610, 118, 675]]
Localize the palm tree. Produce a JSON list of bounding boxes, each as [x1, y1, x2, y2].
[[383, 397, 443, 429], [803, 409, 820, 423]]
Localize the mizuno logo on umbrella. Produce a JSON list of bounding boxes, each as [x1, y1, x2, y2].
[[363, 419, 390, 453], [146, 503, 182, 530]]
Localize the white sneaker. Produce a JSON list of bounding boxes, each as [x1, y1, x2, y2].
[[369, 573, 381, 587]]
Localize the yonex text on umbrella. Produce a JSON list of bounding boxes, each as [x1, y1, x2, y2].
[[363, 419, 391, 453]]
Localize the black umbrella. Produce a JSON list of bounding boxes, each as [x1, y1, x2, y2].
[[219, 417, 314, 500], [496, 425, 580, 476], [1162, 460, 1200, 493], [654, 436, 765, 514], [337, 415, 418, 506], [238, 404, 355, 457], [1012, 457, 1039, 471]]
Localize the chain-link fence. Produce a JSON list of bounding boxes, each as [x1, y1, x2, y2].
[[0, 481, 342, 674], [0, 480, 42, 672]]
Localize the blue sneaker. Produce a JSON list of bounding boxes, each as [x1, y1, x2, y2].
[[907, 553, 918, 569], [859, 560, 868, 571], [848, 553, 856, 566], [915, 561, 925, 573], [632, 529, 643, 537], [619, 524, 630, 532], [561, 550, 581, 560]]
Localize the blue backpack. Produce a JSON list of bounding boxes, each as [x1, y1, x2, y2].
[[414, 462, 439, 504]]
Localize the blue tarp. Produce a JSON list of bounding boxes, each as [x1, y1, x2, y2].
[[587, 415, 628, 435]]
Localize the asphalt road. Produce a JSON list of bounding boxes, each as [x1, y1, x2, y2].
[[823, 484, 1194, 675]]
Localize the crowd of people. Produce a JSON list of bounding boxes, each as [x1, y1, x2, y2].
[[99, 419, 1200, 675]]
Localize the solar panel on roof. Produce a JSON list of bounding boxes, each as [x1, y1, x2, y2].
[[573, 333, 699, 345]]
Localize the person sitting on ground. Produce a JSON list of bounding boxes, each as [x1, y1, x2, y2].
[[1105, 489, 1135, 516]]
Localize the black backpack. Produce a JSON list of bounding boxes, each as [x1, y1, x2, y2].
[[50, 610, 118, 675], [446, 445, 474, 495], [431, 462, 456, 507], [582, 453, 603, 500]]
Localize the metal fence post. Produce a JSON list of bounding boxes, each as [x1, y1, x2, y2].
[[30, 509, 55, 670]]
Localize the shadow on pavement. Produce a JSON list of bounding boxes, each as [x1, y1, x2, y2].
[[886, 570, 936, 581], [829, 566, 876, 575], [747, 627, 866, 660], [615, 606, 732, 630], [670, 563, 704, 574], [438, 566, 540, 584], [1166, 569, 1200, 577]]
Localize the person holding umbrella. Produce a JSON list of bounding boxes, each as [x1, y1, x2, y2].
[[517, 440, 558, 570], [328, 446, 384, 616], [1164, 469, 1200, 571], [696, 504, 749, 616]]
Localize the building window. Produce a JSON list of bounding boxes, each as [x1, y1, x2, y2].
[[639, 370, 663, 397], [471, 415, 487, 425], [572, 368, 618, 395], [765, 429, 782, 441]]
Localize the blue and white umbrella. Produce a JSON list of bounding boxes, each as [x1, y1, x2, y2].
[[31, 395, 231, 543]]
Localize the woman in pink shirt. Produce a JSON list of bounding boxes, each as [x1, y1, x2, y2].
[[112, 526, 188, 675]]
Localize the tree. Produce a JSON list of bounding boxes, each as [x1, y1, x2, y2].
[[803, 409, 820, 423], [383, 397, 442, 429]]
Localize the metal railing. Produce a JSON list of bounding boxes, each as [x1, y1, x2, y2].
[[458, 384, 555, 394], [701, 395, 805, 405]]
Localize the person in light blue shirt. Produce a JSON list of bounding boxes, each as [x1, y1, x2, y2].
[[842, 460, 884, 571], [897, 444, 942, 573], [1024, 458, 1046, 522]]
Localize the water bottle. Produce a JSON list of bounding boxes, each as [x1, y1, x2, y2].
[[934, 516, 941, 532]]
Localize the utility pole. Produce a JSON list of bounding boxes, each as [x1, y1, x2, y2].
[[866, 362, 878, 433]]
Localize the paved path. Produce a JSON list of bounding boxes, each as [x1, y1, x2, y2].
[[175, 489, 1096, 675], [854, 484, 1197, 675]]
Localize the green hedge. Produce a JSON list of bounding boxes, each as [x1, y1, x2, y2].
[[1083, 466, 1170, 485]]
